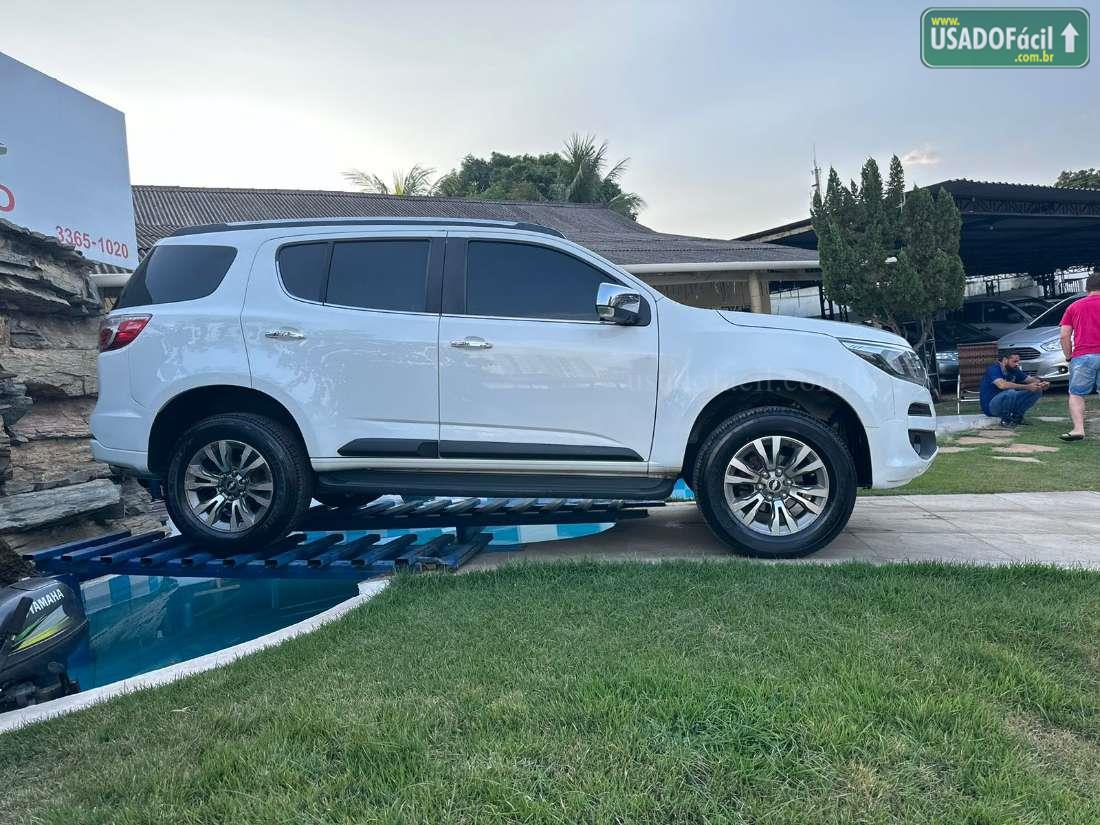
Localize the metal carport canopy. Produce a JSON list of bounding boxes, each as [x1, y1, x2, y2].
[[737, 179, 1100, 278]]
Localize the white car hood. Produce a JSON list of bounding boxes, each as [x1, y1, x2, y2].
[[717, 310, 911, 348], [997, 325, 1060, 348]]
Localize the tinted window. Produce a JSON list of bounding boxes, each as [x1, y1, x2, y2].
[[935, 321, 994, 348], [326, 240, 429, 312], [962, 303, 983, 323], [465, 241, 607, 320], [277, 242, 329, 302], [1011, 299, 1047, 316], [116, 245, 237, 308], [984, 302, 1023, 323]]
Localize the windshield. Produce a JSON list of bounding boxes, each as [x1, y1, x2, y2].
[[1026, 295, 1080, 329], [1011, 298, 1049, 316]]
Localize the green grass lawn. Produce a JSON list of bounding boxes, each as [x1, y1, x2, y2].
[[868, 394, 1097, 496], [3, 562, 1098, 824]]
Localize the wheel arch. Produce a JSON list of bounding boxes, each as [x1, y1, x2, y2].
[[147, 385, 309, 476], [681, 381, 872, 489]]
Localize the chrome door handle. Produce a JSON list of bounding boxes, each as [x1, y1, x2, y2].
[[450, 337, 492, 349], [265, 328, 306, 340]]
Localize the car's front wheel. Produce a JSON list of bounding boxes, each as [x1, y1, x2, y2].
[[164, 413, 313, 552], [692, 406, 857, 559]]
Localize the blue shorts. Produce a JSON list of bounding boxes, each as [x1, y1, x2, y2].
[[1069, 353, 1100, 396]]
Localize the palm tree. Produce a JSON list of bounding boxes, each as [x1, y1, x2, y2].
[[558, 134, 646, 217], [342, 164, 438, 196]]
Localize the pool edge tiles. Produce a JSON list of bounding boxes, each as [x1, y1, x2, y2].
[[0, 579, 388, 735]]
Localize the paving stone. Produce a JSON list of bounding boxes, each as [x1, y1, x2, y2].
[[936, 446, 975, 454], [956, 436, 1011, 446], [993, 443, 1060, 455], [992, 456, 1042, 463]]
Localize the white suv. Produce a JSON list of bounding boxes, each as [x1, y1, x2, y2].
[[92, 218, 936, 558]]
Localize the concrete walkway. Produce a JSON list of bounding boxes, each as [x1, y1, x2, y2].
[[467, 491, 1100, 571]]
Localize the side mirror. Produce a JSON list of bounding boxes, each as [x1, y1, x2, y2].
[[596, 283, 644, 325]]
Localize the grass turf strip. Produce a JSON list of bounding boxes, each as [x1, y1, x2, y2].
[[2, 561, 1098, 824]]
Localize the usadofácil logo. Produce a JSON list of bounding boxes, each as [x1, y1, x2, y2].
[[922, 7, 1089, 68]]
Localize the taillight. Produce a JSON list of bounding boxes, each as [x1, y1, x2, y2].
[[99, 315, 151, 352]]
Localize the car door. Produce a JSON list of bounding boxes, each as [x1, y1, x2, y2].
[[242, 231, 444, 459], [437, 233, 659, 467]]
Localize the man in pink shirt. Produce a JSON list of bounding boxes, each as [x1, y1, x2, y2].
[[1059, 269, 1100, 441]]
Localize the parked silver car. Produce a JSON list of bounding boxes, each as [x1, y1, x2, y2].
[[996, 294, 1084, 385]]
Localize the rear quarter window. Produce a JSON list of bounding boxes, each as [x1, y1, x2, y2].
[[116, 245, 238, 308], [276, 242, 330, 303]]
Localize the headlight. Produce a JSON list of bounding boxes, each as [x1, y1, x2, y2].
[[1040, 340, 1062, 352], [841, 339, 928, 385]]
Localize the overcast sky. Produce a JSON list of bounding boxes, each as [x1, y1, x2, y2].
[[4, 0, 1098, 238]]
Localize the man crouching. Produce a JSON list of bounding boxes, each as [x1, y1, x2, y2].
[[979, 352, 1049, 427]]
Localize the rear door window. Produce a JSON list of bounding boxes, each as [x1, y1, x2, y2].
[[116, 245, 237, 308], [326, 240, 430, 313]]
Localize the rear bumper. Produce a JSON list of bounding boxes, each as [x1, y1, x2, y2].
[[90, 440, 151, 476]]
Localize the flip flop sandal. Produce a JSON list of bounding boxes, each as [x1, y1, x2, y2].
[[1059, 433, 1085, 442]]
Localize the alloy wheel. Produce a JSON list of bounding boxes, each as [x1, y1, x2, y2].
[[722, 435, 831, 536], [183, 439, 274, 533]]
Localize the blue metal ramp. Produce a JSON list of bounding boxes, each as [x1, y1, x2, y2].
[[23, 497, 660, 581]]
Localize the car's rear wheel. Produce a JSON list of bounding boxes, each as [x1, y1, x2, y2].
[[164, 413, 312, 552], [692, 406, 857, 559]]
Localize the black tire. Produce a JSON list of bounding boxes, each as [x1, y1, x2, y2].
[[164, 413, 313, 553], [691, 406, 857, 559], [313, 492, 384, 508]]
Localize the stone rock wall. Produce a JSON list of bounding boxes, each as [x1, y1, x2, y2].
[[0, 220, 162, 584]]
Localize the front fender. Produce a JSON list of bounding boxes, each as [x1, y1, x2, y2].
[[650, 307, 891, 473]]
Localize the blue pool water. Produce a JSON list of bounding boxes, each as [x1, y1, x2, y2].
[[61, 520, 614, 692], [67, 575, 360, 691]]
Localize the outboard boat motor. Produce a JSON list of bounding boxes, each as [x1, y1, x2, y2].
[[0, 577, 87, 710]]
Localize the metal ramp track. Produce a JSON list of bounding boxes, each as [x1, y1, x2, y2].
[[301, 496, 661, 534], [25, 530, 494, 581], [23, 498, 658, 581]]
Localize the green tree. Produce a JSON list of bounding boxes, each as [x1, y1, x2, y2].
[[426, 134, 645, 218], [557, 134, 645, 217], [342, 164, 439, 196], [811, 155, 965, 350], [1055, 168, 1100, 188], [435, 152, 565, 201]]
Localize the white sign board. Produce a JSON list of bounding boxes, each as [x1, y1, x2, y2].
[[0, 52, 138, 268]]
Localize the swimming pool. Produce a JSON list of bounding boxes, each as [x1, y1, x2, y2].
[[59, 520, 613, 693], [67, 575, 359, 691]]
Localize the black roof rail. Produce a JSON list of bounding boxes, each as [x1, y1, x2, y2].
[[167, 217, 566, 239]]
